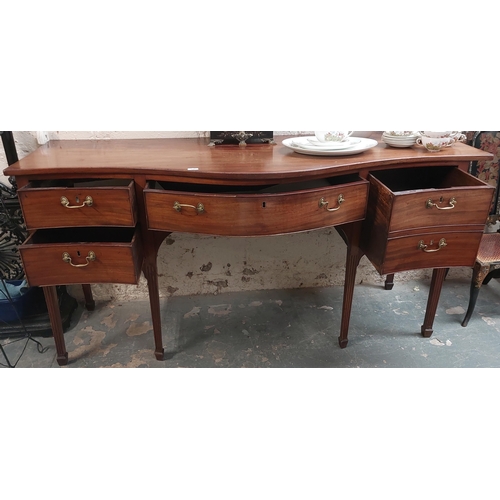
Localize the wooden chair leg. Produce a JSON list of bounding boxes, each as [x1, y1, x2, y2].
[[482, 272, 495, 285], [462, 262, 490, 327]]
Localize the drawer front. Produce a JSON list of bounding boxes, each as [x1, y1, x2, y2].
[[369, 168, 494, 233], [19, 228, 142, 286], [18, 181, 137, 229], [380, 231, 483, 274], [144, 180, 369, 236], [389, 186, 492, 232]]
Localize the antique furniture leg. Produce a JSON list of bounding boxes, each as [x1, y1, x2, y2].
[[421, 268, 447, 337], [134, 176, 170, 361], [81, 284, 95, 311], [461, 261, 492, 327], [142, 231, 171, 361], [143, 255, 164, 360], [43, 286, 68, 366], [482, 271, 495, 285], [337, 222, 364, 348], [462, 261, 500, 326], [384, 273, 395, 290]]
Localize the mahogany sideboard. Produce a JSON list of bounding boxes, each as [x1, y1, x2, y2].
[[3, 134, 494, 366]]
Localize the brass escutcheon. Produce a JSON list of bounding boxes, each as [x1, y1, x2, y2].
[[173, 201, 205, 214], [319, 194, 344, 212], [62, 251, 96, 267], [61, 195, 93, 208]]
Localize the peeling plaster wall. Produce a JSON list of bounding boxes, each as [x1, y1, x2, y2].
[[0, 131, 471, 301]]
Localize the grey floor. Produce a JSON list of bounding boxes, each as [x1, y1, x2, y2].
[[3, 276, 500, 368]]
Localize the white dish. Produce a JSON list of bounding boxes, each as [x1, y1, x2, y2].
[[283, 137, 378, 156], [292, 137, 360, 150], [384, 131, 417, 137], [383, 141, 416, 148], [382, 135, 417, 148], [382, 133, 418, 140]]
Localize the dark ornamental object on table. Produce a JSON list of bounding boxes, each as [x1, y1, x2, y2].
[[208, 131, 275, 147]]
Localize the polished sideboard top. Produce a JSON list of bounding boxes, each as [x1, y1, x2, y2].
[[4, 134, 493, 183]]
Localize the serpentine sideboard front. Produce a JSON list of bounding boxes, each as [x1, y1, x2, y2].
[[3, 134, 494, 365]]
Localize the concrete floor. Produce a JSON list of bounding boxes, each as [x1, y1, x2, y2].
[[2, 275, 500, 368]]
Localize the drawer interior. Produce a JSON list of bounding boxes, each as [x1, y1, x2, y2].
[[370, 167, 482, 192], [147, 174, 363, 194], [27, 227, 136, 244], [27, 178, 133, 188]]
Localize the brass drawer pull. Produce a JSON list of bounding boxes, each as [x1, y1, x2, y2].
[[62, 251, 96, 267], [173, 201, 205, 214], [61, 195, 93, 208], [319, 194, 344, 212], [418, 238, 447, 253], [426, 197, 456, 210]]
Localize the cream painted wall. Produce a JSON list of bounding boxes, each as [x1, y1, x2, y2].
[[0, 131, 469, 301]]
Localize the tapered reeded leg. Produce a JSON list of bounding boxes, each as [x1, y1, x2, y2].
[[462, 262, 490, 327], [337, 222, 364, 349], [421, 268, 447, 338], [81, 284, 95, 311], [43, 286, 68, 366], [384, 273, 395, 290], [143, 258, 164, 361], [339, 244, 363, 348], [133, 178, 168, 361]]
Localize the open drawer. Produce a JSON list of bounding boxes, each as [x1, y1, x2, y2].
[[144, 175, 369, 236], [361, 166, 494, 274], [19, 226, 143, 286], [367, 166, 494, 234], [18, 179, 137, 229]]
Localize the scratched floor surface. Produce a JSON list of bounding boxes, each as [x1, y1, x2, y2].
[[3, 277, 500, 368]]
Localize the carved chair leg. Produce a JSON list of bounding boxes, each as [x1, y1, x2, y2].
[[81, 284, 95, 311], [462, 262, 490, 327]]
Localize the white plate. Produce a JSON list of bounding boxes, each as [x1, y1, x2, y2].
[[382, 133, 418, 140], [283, 137, 378, 156], [383, 141, 416, 148], [303, 137, 360, 149], [384, 131, 417, 137], [290, 138, 359, 150]]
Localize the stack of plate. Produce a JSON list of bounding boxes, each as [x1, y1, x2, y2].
[[282, 136, 378, 156], [382, 131, 418, 148]]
